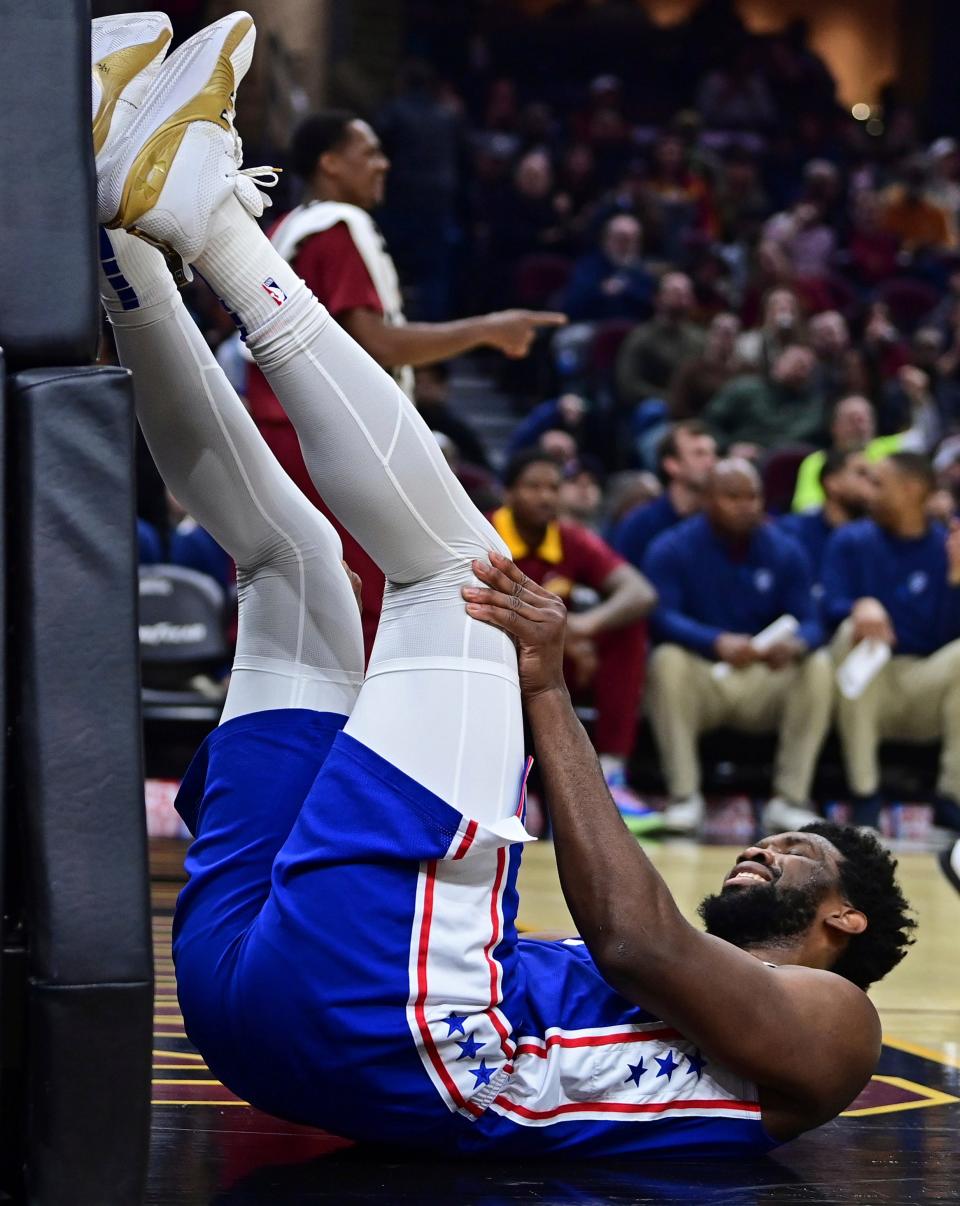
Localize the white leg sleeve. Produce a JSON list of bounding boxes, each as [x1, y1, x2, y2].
[[100, 227, 364, 722], [192, 199, 524, 821]]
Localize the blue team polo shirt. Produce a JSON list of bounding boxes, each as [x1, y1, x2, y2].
[[644, 514, 821, 658], [612, 493, 682, 570], [776, 509, 833, 584], [821, 519, 960, 656]]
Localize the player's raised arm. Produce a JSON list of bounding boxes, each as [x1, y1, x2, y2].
[[464, 551, 898, 1135]]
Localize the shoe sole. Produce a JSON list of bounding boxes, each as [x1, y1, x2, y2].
[[622, 815, 667, 837], [92, 16, 172, 157], [103, 12, 255, 231]]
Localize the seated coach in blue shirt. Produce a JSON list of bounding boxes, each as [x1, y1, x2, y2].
[[822, 451, 960, 831], [612, 420, 717, 570], [644, 459, 833, 837], [777, 448, 875, 588]]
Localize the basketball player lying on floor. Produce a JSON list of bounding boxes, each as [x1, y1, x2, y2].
[[94, 10, 915, 1157]]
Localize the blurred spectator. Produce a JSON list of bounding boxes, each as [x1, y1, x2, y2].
[[432, 432, 500, 513], [778, 448, 875, 584], [558, 458, 605, 528], [138, 517, 163, 566], [669, 312, 744, 420], [933, 436, 960, 517], [881, 155, 958, 254], [563, 214, 655, 322], [764, 23, 838, 138], [736, 287, 804, 374], [488, 148, 573, 265], [739, 240, 806, 329], [506, 391, 589, 459], [763, 200, 835, 282], [846, 191, 901, 288], [247, 109, 563, 657], [644, 459, 831, 835], [167, 492, 234, 593], [641, 134, 718, 259], [929, 270, 960, 345], [613, 421, 717, 569], [703, 344, 826, 454], [574, 74, 632, 188], [928, 137, 960, 218], [881, 360, 945, 454], [615, 273, 704, 407], [822, 452, 960, 831], [602, 470, 663, 539], [791, 394, 907, 512], [376, 60, 465, 320], [808, 311, 867, 403], [538, 427, 580, 468], [713, 148, 769, 245], [414, 364, 491, 472], [491, 451, 659, 831], [557, 143, 599, 231], [860, 301, 910, 402], [695, 44, 777, 133], [800, 160, 846, 231]]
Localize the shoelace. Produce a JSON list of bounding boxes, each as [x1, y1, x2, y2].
[[227, 120, 281, 216]]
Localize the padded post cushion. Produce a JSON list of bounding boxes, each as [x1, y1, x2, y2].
[[9, 366, 152, 1205], [0, 0, 98, 368], [0, 355, 9, 1187]]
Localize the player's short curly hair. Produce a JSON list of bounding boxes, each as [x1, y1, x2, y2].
[[291, 109, 359, 179], [801, 821, 916, 990]]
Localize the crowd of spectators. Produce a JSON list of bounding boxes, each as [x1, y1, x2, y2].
[[132, 10, 960, 842]]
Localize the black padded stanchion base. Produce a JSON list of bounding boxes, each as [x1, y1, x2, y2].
[[7, 365, 152, 1205], [28, 984, 153, 1205], [0, 1, 98, 369]]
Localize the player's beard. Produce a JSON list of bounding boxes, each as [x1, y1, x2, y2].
[[697, 880, 825, 950]]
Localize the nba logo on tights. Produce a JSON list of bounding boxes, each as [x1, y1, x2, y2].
[[261, 277, 287, 306]]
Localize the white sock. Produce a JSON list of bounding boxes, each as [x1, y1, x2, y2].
[[98, 227, 177, 322], [193, 195, 306, 341], [599, 754, 625, 780]]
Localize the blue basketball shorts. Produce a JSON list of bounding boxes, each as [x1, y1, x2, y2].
[[172, 708, 777, 1158]]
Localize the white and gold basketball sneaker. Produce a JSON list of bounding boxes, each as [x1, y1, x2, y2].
[[92, 12, 173, 167], [97, 11, 267, 281]]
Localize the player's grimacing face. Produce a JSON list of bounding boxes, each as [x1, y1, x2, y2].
[[699, 832, 844, 949], [722, 832, 840, 895]]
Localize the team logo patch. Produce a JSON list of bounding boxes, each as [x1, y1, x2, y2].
[[908, 571, 929, 594], [754, 569, 773, 593], [261, 277, 287, 306]]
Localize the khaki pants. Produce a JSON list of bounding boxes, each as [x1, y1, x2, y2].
[[832, 622, 960, 800], [646, 644, 834, 802]]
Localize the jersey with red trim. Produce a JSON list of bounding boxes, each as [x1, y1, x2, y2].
[[463, 936, 771, 1156], [175, 713, 775, 1159]]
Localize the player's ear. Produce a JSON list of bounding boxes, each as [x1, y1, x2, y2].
[[824, 905, 867, 937], [318, 150, 340, 179]]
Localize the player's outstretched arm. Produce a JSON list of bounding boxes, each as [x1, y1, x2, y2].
[[341, 307, 567, 368], [463, 553, 880, 1137]]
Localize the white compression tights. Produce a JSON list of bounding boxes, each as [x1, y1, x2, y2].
[[100, 228, 365, 723], [104, 215, 524, 824]]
